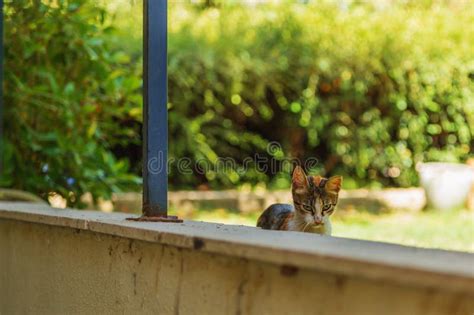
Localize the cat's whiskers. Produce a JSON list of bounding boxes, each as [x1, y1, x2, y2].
[[302, 222, 312, 232]]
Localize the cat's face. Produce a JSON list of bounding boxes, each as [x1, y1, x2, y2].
[[291, 166, 342, 226]]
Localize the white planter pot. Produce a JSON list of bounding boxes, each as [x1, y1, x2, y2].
[[418, 162, 474, 211]]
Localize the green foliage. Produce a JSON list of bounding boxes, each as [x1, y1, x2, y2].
[[165, 2, 473, 189], [3, 0, 141, 206], [2, 1, 473, 202]]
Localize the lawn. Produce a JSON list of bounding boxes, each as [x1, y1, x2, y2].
[[171, 207, 474, 253]]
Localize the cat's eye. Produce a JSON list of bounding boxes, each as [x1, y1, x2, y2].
[[322, 204, 332, 211], [303, 205, 313, 212]]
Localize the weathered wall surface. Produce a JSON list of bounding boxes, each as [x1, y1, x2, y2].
[[1, 218, 473, 315]]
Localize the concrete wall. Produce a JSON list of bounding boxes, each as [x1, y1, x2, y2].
[[0, 203, 473, 315]]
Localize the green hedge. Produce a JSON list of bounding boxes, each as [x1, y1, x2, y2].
[[166, 2, 474, 189], [2, 1, 473, 205]]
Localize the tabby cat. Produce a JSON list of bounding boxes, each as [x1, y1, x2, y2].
[[257, 166, 342, 235]]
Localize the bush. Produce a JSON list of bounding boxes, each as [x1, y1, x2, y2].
[[2, 1, 473, 203], [2, 0, 141, 206], [166, 2, 473, 189]]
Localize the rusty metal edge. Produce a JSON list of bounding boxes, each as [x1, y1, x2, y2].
[[126, 215, 183, 223]]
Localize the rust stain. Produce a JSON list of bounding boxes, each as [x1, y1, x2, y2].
[[193, 238, 205, 250], [133, 272, 137, 295], [126, 214, 183, 223], [335, 275, 346, 291], [280, 265, 299, 277], [236, 260, 250, 315], [174, 252, 185, 315]]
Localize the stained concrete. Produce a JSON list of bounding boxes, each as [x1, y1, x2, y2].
[[0, 203, 473, 314]]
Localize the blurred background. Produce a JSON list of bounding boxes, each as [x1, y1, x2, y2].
[[2, 0, 473, 251]]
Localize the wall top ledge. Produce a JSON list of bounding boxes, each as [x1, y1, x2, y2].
[[0, 202, 473, 294]]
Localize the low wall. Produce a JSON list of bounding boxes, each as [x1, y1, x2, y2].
[[0, 203, 473, 315]]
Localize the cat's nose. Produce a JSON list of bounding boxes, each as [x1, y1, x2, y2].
[[314, 216, 323, 225]]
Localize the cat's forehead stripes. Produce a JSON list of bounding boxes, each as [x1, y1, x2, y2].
[[308, 176, 328, 195], [312, 176, 329, 188], [312, 176, 323, 186]]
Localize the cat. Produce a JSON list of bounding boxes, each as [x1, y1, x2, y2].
[[257, 166, 342, 236]]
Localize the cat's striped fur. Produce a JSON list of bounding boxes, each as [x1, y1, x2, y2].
[[257, 166, 342, 236]]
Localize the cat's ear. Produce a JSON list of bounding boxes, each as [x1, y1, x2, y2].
[[326, 176, 342, 193], [292, 166, 308, 194]]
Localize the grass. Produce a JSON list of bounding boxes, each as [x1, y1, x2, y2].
[[171, 207, 474, 252], [332, 210, 474, 252]]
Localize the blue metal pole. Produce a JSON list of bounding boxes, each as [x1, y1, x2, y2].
[[142, 0, 169, 217]]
